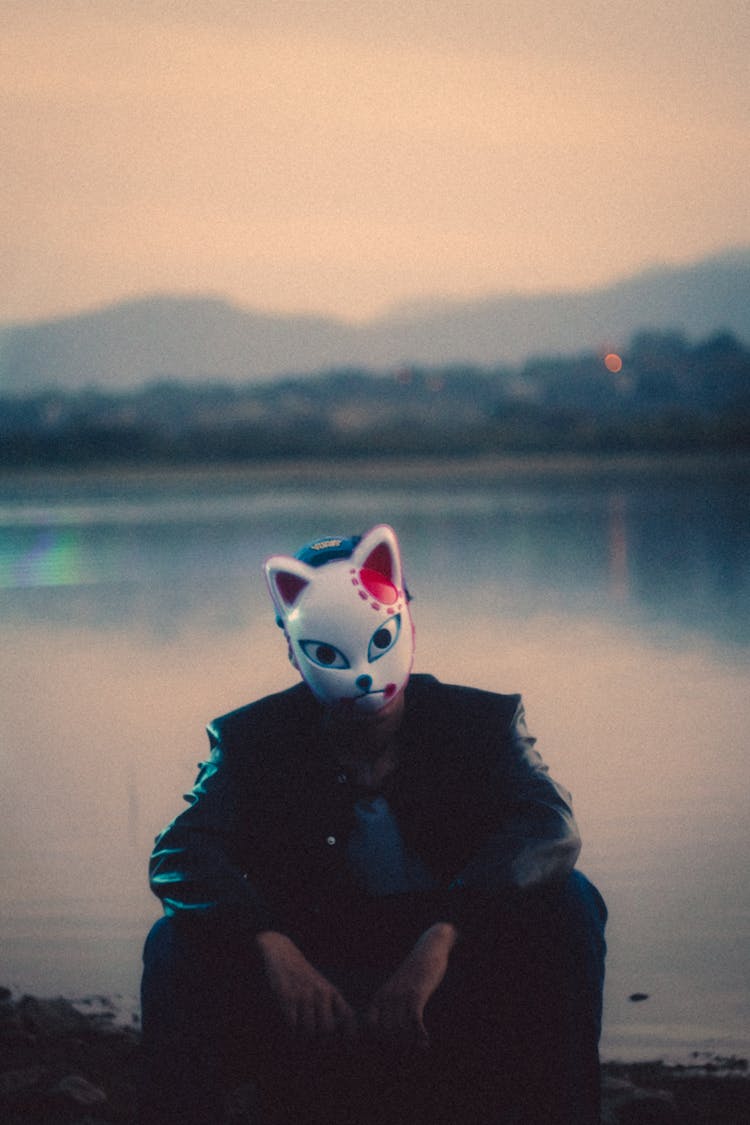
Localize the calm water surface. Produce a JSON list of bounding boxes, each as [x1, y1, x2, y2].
[[0, 461, 748, 1062]]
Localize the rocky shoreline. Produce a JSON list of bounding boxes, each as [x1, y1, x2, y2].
[[1, 987, 748, 1124]]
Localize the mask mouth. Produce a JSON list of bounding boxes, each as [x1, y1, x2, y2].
[[328, 682, 398, 715], [353, 680, 398, 701]]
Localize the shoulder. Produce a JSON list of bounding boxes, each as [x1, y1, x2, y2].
[[406, 673, 523, 726], [401, 676, 538, 786], [207, 682, 319, 751]]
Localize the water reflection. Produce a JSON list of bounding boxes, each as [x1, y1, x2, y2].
[[0, 466, 748, 1059], [0, 473, 748, 650]]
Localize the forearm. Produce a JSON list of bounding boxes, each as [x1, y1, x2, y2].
[[413, 920, 460, 957], [149, 821, 275, 932], [455, 802, 581, 892], [149, 743, 278, 929], [255, 929, 357, 1039], [365, 920, 459, 1050], [457, 694, 581, 892], [255, 929, 302, 959]]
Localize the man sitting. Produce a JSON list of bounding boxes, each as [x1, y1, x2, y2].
[[140, 524, 607, 1124]]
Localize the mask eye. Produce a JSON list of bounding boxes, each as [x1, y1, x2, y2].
[[299, 640, 350, 669], [368, 615, 401, 662]]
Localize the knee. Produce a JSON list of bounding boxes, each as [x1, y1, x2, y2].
[[142, 914, 189, 976], [143, 915, 170, 963], [549, 872, 608, 1010], [141, 916, 191, 1012], [141, 914, 217, 1007], [141, 914, 254, 1039], [563, 870, 608, 934], [495, 871, 608, 984], [533, 871, 607, 973], [142, 912, 230, 971]]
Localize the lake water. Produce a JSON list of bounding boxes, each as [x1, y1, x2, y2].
[[1, 458, 748, 1064]]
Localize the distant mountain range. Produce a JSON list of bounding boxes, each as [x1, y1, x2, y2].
[[1, 249, 749, 393]]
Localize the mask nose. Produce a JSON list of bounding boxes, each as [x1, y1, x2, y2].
[[355, 674, 373, 693]]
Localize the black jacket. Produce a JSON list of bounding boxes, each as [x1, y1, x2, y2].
[[149, 675, 581, 940]]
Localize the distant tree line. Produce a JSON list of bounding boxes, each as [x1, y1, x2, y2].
[[1, 329, 748, 467]]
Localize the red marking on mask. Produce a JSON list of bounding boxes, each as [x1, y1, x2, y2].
[[384, 683, 397, 699], [362, 543, 393, 579], [359, 567, 398, 605]]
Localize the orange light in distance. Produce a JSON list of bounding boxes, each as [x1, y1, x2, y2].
[[604, 352, 623, 373]]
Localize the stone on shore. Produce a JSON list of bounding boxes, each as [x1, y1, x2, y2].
[[1, 986, 749, 1123], [601, 1074, 679, 1123]]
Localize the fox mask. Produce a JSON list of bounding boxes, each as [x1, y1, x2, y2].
[[264, 524, 415, 713]]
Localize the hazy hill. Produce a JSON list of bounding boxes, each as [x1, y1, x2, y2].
[[1, 249, 748, 393], [2, 329, 748, 466]]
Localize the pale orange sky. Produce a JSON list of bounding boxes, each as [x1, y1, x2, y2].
[[3, 0, 749, 324]]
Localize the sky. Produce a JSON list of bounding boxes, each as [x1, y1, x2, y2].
[[2, 0, 749, 325]]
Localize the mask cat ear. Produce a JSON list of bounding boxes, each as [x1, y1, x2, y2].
[[351, 525, 405, 592], [264, 556, 314, 620]]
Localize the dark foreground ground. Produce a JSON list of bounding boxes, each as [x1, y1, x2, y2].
[[1, 989, 748, 1124]]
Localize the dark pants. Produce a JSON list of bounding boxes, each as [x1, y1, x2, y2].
[[139, 871, 606, 1125]]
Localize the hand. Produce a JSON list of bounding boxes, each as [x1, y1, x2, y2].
[[255, 931, 358, 1043], [364, 922, 458, 1053]]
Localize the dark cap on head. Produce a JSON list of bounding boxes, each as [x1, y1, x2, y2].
[[294, 534, 361, 568]]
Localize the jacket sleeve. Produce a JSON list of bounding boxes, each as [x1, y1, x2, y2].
[[450, 695, 581, 893], [148, 722, 276, 935]]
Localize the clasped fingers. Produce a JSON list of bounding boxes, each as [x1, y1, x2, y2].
[[365, 983, 430, 1053], [285, 976, 358, 1043]]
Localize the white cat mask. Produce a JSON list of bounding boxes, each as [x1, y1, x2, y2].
[[264, 524, 415, 714]]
